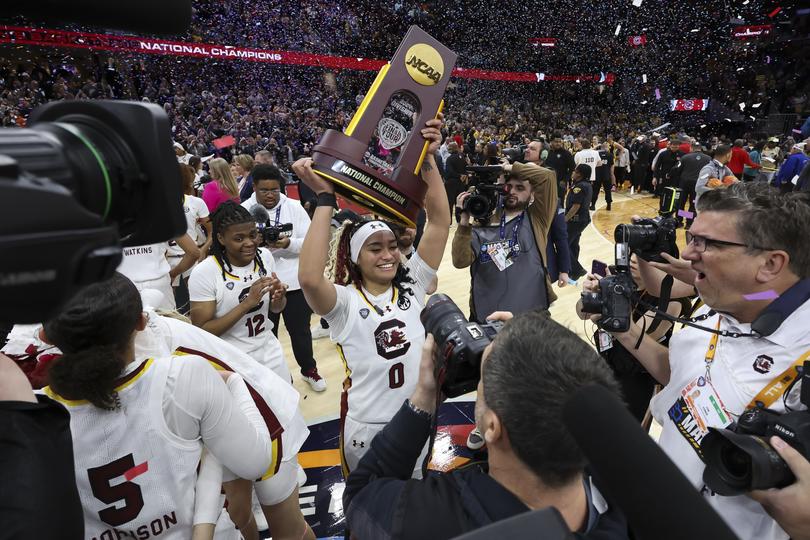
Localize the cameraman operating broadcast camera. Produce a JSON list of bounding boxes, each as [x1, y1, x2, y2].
[[343, 307, 629, 540], [450, 155, 558, 324], [581, 182, 810, 540]]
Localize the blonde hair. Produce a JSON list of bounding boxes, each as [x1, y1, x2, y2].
[[208, 158, 239, 197], [233, 154, 254, 173]]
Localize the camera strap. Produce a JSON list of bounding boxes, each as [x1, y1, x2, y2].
[[420, 365, 448, 477]]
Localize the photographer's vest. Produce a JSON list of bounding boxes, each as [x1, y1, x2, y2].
[[469, 212, 547, 323]]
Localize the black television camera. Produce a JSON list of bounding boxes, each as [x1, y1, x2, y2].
[[580, 241, 635, 332], [462, 165, 506, 222], [613, 187, 681, 263], [0, 101, 186, 323], [501, 144, 526, 164], [420, 294, 504, 398], [249, 205, 294, 244], [702, 361, 810, 495]]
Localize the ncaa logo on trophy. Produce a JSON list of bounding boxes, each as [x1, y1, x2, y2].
[[310, 26, 457, 227]]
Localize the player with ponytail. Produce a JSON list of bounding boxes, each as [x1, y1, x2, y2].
[[40, 273, 274, 540], [295, 114, 450, 476]]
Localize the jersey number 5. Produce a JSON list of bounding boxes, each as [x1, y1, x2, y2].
[[87, 454, 145, 526]]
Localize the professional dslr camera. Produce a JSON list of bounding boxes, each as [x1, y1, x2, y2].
[[420, 294, 504, 397], [462, 166, 506, 222], [580, 242, 635, 332], [702, 361, 810, 495], [613, 187, 681, 263], [249, 205, 293, 244], [501, 144, 527, 164], [0, 100, 186, 323]]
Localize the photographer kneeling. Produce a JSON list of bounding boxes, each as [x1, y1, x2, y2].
[[343, 310, 629, 539], [582, 183, 810, 540]]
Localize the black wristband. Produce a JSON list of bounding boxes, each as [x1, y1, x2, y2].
[[317, 192, 336, 207]]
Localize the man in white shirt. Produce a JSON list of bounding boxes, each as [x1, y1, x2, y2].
[[242, 165, 326, 392], [589, 182, 810, 540], [574, 138, 601, 183]]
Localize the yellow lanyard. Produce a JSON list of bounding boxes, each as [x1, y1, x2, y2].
[[704, 315, 809, 409], [703, 318, 722, 380], [747, 350, 810, 410]]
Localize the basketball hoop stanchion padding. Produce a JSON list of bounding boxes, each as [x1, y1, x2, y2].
[[311, 26, 457, 227]]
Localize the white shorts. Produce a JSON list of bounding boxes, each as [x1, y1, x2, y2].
[[248, 340, 291, 385], [221, 458, 298, 507], [133, 275, 176, 311], [341, 415, 427, 479]]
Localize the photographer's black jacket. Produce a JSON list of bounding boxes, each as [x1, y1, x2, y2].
[[343, 401, 629, 540]]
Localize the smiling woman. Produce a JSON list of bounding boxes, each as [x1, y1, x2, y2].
[[293, 114, 451, 478], [187, 201, 291, 382]]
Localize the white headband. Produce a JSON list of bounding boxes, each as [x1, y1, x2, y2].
[[350, 221, 395, 263]]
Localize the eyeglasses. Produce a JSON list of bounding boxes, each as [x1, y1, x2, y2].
[[685, 232, 775, 253], [257, 188, 281, 195]]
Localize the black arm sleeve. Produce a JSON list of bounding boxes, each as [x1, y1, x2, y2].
[[0, 396, 84, 540]]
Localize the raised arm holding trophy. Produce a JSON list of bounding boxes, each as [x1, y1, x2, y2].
[[311, 26, 458, 227]]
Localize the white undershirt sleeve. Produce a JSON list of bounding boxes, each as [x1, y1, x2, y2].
[[193, 449, 223, 526], [162, 355, 272, 480]]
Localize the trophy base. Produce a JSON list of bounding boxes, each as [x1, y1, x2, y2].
[[311, 141, 421, 227]]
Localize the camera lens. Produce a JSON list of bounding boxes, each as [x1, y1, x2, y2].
[[703, 429, 797, 495], [720, 445, 752, 483], [420, 293, 469, 346], [614, 223, 657, 252], [464, 194, 491, 220], [580, 291, 603, 314]]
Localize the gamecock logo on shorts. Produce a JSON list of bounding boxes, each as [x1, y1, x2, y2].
[[374, 319, 410, 360]]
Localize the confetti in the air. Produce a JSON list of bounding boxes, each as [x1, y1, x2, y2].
[[642, 74, 647, 83], [615, 24, 622, 36]]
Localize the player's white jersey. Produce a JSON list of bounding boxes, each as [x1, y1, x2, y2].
[[134, 310, 308, 475], [118, 243, 171, 283], [188, 249, 287, 379], [168, 195, 209, 256], [574, 149, 601, 181], [43, 358, 199, 540], [325, 253, 436, 425]]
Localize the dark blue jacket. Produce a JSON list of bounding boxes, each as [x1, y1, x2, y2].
[[239, 174, 254, 202], [546, 204, 572, 281], [344, 402, 629, 540]]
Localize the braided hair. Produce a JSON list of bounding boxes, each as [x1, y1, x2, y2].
[[210, 201, 267, 281], [328, 218, 415, 299]]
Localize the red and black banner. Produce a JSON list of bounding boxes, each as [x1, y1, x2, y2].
[[528, 37, 557, 47], [670, 99, 710, 111], [732, 24, 773, 39], [0, 26, 614, 84]]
